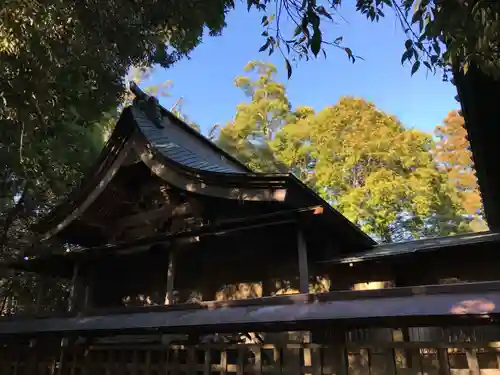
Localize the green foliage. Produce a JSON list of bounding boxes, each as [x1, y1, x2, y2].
[[0, 0, 235, 143], [0, 62, 181, 314], [216, 61, 291, 173], [274, 97, 468, 241], [250, 0, 499, 79], [218, 61, 471, 242]]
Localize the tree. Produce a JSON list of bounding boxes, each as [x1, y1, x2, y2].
[[1, 0, 235, 144], [273, 97, 468, 242], [434, 110, 487, 231], [216, 61, 291, 173], [218, 62, 468, 242]]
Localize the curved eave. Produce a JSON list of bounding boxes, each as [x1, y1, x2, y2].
[[133, 131, 374, 249], [32, 108, 137, 240], [32, 101, 374, 250]]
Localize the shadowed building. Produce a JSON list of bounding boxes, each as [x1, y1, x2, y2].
[[1, 84, 500, 375]]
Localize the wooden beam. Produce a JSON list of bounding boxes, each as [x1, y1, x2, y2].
[[114, 203, 191, 229], [297, 229, 309, 294]]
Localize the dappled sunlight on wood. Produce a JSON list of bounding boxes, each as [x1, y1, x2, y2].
[[450, 299, 495, 315], [351, 281, 394, 291]]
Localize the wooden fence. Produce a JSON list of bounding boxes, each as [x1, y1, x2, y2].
[[2, 328, 500, 375]]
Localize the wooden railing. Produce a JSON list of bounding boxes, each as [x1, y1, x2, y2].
[[2, 333, 500, 375]]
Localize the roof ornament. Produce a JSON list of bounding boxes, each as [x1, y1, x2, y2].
[[129, 81, 164, 129]]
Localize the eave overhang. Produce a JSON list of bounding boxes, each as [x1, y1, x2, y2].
[[31, 86, 374, 253]]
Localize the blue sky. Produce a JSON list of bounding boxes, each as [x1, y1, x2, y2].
[[151, 3, 458, 135]]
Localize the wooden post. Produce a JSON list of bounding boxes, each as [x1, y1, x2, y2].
[[437, 347, 450, 375], [465, 348, 480, 375], [68, 263, 79, 312], [165, 250, 176, 305], [297, 229, 309, 294], [35, 278, 45, 314], [83, 269, 94, 312]]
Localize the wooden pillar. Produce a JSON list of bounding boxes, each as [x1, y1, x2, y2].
[[165, 250, 176, 305], [68, 263, 79, 312], [437, 347, 450, 375], [465, 348, 480, 375], [297, 229, 309, 294], [35, 278, 45, 314], [83, 268, 94, 312]]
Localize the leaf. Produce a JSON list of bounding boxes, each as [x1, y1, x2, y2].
[[293, 25, 302, 37], [411, 9, 424, 24], [317, 6, 333, 20], [401, 50, 411, 64], [411, 60, 420, 76], [463, 61, 469, 74], [285, 58, 292, 79], [259, 40, 270, 52], [423, 61, 432, 70], [433, 42, 441, 55], [405, 39, 413, 50], [334, 36, 343, 44], [345, 47, 355, 63], [310, 28, 322, 56], [261, 16, 268, 25]]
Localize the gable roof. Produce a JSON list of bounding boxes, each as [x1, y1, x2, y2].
[[33, 84, 375, 251]]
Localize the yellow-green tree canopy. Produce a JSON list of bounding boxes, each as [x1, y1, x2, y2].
[[434, 110, 486, 231], [274, 97, 469, 242], [217, 61, 291, 173], [219, 61, 471, 242]]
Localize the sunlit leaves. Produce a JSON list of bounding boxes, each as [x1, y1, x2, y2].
[[433, 110, 486, 231], [275, 97, 468, 241], [217, 62, 468, 242]]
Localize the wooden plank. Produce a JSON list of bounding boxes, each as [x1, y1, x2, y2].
[[70, 279, 500, 315], [297, 230, 309, 294], [68, 263, 79, 313], [35, 279, 45, 314], [221, 349, 228, 375], [437, 348, 450, 375], [165, 250, 176, 305], [83, 270, 93, 311], [466, 348, 480, 375], [4, 280, 500, 327], [203, 347, 211, 375]]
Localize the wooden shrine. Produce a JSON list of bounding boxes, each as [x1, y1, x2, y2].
[[1, 83, 500, 375]]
